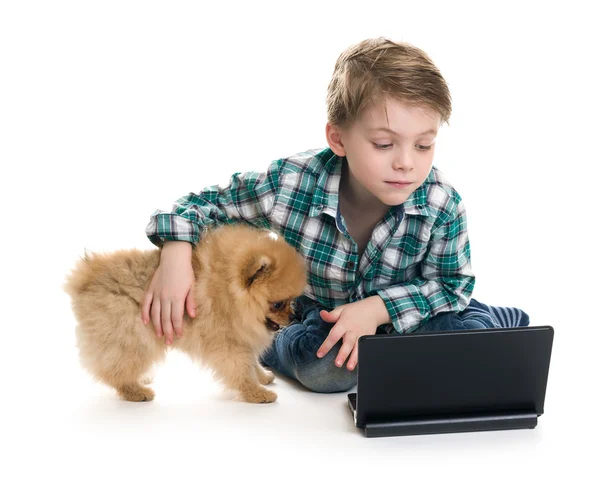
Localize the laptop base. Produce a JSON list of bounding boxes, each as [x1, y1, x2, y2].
[[348, 393, 538, 438]]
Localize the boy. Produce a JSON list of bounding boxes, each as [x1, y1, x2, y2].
[[142, 38, 529, 393]]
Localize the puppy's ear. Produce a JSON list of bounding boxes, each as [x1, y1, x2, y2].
[[244, 255, 272, 288]]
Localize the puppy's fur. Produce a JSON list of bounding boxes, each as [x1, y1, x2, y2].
[[64, 224, 306, 403]]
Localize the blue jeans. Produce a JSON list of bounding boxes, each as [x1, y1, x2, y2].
[[259, 296, 529, 393]]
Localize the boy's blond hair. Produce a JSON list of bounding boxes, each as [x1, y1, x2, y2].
[[326, 37, 452, 127]]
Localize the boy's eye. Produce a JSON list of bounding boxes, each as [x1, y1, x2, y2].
[[373, 143, 433, 151], [373, 143, 393, 150]]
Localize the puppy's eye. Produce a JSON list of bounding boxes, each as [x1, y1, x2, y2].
[[272, 302, 284, 310]]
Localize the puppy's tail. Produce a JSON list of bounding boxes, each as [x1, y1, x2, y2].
[[63, 248, 96, 298]]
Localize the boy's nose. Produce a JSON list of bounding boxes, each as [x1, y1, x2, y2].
[[392, 151, 415, 170]]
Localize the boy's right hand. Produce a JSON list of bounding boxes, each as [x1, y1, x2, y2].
[[141, 241, 197, 345]]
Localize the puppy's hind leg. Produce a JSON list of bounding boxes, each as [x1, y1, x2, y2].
[[73, 284, 163, 402], [94, 354, 159, 402]]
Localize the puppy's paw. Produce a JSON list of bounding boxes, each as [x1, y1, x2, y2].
[[258, 370, 275, 385], [117, 384, 156, 402], [242, 387, 278, 404]]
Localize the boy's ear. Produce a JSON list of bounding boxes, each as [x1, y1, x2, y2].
[[325, 123, 347, 157]]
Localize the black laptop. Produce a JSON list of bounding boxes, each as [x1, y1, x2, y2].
[[347, 326, 554, 438]]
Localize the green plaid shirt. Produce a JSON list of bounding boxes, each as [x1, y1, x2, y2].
[[146, 148, 475, 333]]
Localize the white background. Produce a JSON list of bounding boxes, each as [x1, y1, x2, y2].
[[1, 0, 598, 476]]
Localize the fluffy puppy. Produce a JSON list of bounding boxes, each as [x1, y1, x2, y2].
[[64, 223, 306, 404]]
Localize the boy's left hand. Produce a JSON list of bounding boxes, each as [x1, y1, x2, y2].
[[316, 299, 383, 371]]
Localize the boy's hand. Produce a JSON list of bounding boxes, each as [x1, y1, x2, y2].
[[141, 241, 197, 345], [316, 296, 389, 371]]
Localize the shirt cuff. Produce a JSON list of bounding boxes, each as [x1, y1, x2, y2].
[[375, 288, 427, 334], [145, 212, 201, 247]]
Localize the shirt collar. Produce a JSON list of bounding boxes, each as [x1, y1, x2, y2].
[[401, 175, 431, 217], [308, 149, 342, 218], [308, 148, 431, 219]]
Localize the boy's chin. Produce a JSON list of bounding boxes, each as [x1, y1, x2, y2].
[[378, 193, 412, 207]]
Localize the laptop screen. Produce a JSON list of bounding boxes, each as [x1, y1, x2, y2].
[[355, 327, 553, 426]]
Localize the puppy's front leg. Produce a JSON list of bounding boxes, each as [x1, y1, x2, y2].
[[240, 378, 277, 404], [211, 349, 277, 403], [255, 362, 275, 385]]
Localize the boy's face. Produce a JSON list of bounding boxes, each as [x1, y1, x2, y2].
[[327, 99, 441, 209]]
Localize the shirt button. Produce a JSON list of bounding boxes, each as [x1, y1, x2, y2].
[[348, 261, 355, 268]]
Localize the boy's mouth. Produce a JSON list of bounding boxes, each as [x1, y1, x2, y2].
[[385, 181, 413, 188]]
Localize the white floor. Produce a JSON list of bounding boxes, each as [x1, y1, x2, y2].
[[3, 287, 595, 477]]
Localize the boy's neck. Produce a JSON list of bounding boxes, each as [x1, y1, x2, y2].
[[339, 160, 391, 220]]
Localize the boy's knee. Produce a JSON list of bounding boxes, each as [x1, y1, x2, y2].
[[295, 343, 357, 393], [296, 365, 357, 393]]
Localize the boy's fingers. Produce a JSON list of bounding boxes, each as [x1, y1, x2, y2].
[[319, 310, 334, 322], [172, 300, 184, 338], [316, 325, 344, 358], [319, 309, 341, 323], [141, 294, 152, 324], [150, 299, 162, 337], [347, 345, 359, 371], [161, 301, 173, 345], [186, 294, 197, 318], [335, 333, 356, 368]]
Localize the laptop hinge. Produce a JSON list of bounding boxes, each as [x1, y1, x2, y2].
[[363, 411, 538, 438]]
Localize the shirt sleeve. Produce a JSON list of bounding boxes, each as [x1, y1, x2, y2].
[[375, 198, 476, 333], [145, 159, 282, 247]]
